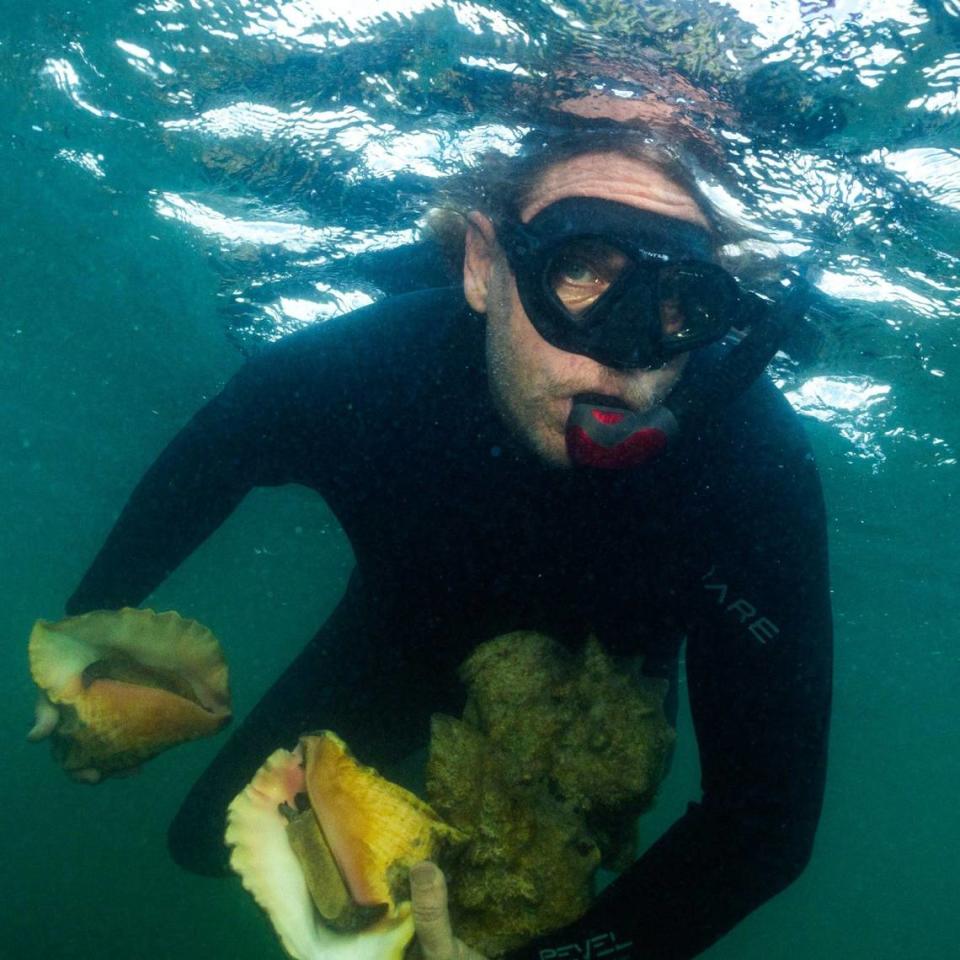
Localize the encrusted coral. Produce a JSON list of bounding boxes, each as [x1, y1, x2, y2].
[[427, 632, 675, 956]]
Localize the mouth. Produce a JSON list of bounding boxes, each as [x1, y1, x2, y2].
[[571, 392, 633, 410]]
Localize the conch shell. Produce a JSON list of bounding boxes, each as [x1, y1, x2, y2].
[[28, 607, 231, 775], [226, 732, 464, 960]]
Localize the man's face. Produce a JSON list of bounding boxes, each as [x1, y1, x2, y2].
[[464, 150, 711, 467]]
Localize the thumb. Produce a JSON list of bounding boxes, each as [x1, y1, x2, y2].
[[410, 861, 457, 960], [27, 693, 59, 742]]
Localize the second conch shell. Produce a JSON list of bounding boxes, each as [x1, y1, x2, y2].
[[226, 732, 464, 960], [28, 607, 231, 775]]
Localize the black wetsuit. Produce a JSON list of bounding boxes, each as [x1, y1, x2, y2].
[[68, 286, 832, 960]]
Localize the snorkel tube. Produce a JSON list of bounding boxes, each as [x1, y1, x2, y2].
[[565, 276, 813, 469]]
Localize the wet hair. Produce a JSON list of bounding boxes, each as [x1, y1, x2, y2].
[[425, 121, 742, 273]]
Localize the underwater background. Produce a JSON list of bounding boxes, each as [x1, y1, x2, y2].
[[1, 1, 958, 957]]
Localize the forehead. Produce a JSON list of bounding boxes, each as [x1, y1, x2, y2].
[[520, 151, 710, 230]]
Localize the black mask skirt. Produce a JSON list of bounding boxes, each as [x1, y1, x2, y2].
[[496, 196, 741, 370]]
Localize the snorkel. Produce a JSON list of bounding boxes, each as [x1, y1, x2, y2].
[[564, 278, 811, 468], [496, 194, 813, 471]]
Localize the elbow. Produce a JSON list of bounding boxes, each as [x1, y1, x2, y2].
[[752, 816, 819, 894], [704, 797, 823, 898], [768, 830, 815, 888]]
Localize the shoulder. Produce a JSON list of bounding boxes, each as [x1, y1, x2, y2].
[[710, 378, 828, 585], [262, 285, 469, 369], [713, 370, 816, 471], [688, 372, 825, 534], [230, 286, 472, 402]]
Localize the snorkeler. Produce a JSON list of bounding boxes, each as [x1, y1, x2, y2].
[[37, 119, 832, 960]]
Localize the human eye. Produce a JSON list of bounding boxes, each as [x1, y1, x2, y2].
[[555, 253, 605, 288], [549, 241, 627, 314]]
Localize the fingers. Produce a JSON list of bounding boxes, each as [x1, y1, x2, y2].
[[27, 693, 59, 742], [411, 861, 458, 960]]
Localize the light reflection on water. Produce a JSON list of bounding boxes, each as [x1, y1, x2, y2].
[[51, 0, 953, 465], [17, 0, 959, 455]]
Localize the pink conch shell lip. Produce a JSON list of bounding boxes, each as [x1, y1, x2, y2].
[[28, 607, 231, 772]]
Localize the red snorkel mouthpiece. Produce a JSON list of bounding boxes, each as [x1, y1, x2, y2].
[[565, 399, 679, 469]]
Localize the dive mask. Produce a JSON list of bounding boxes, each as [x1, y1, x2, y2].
[[496, 196, 739, 370]]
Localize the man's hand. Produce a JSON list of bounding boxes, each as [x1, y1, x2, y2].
[[410, 861, 487, 960], [26, 691, 104, 783]]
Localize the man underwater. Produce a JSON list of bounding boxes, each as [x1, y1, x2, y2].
[[36, 122, 833, 959]]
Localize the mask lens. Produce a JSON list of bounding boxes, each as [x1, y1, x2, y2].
[[546, 239, 630, 320], [658, 263, 737, 344]]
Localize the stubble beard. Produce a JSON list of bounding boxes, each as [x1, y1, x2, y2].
[[485, 314, 572, 469]]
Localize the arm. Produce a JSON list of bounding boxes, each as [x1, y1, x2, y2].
[[65, 286, 461, 615], [66, 346, 313, 615]]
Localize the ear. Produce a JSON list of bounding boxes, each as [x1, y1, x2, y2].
[[462, 212, 498, 314]]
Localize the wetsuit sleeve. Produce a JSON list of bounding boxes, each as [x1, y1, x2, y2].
[[65, 286, 463, 615], [66, 344, 325, 614], [508, 432, 833, 959]]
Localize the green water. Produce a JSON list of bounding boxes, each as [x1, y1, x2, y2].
[[2, 2, 958, 958]]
